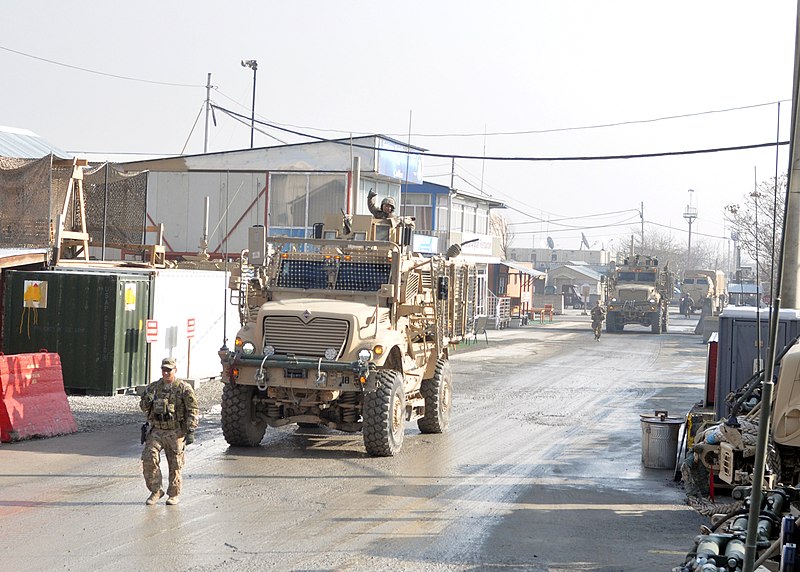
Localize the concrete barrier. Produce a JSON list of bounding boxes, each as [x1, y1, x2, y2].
[[0, 352, 77, 442]]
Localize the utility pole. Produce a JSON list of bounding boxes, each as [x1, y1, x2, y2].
[[203, 73, 212, 153], [743, 6, 800, 570], [640, 201, 644, 247], [683, 189, 698, 275], [241, 59, 258, 148]]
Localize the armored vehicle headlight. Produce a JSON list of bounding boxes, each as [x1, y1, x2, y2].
[[649, 298, 656, 304], [611, 297, 618, 302], [241, 342, 256, 355], [358, 349, 372, 363]]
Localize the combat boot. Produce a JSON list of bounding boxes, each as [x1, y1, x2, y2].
[[166, 496, 180, 506], [145, 489, 164, 505]]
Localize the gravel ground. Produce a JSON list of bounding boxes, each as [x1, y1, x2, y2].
[[67, 379, 224, 433]]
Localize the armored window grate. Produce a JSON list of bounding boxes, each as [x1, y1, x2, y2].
[[276, 258, 390, 292]]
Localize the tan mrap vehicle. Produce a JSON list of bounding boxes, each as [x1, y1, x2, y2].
[[219, 215, 476, 456]]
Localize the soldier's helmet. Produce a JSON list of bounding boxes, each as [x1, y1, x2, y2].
[[381, 197, 396, 211]]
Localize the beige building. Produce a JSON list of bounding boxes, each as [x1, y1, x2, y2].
[[508, 247, 611, 271]]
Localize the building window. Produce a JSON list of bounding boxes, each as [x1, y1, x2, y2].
[[476, 206, 488, 234], [463, 205, 476, 233], [436, 194, 449, 232], [451, 203, 463, 232], [358, 179, 400, 216], [269, 173, 347, 236], [402, 192, 432, 231]]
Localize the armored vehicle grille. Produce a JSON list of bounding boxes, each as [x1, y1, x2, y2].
[[262, 316, 350, 358], [618, 289, 650, 302]]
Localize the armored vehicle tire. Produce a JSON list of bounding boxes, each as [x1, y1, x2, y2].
[[651, 312, 662, 334], [363, 370, 405, 457], [606, 311, 618, 333], [221, 383, 268, 447], [418, 358, 452, 434], [661, 311, 669, 333]]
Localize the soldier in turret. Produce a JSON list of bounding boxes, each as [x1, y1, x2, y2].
[[367, 189, 397, 219]]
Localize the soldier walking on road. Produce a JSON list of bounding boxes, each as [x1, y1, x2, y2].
[[591, 300, 606, 341], [140, 357, 199, 506]]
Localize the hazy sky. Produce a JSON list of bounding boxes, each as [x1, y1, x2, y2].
[[1, 1, 796, 251]]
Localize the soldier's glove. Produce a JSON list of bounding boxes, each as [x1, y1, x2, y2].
[[185, 432, 195, 445], [367, 189, 377, 199]]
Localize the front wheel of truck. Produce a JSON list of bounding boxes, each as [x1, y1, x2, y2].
[[363, 370, 405, 457], [417, 358, 452, 434], [221, 383, 267, 447]]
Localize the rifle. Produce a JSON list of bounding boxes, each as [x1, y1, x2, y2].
[[140, 422, 150, 445]]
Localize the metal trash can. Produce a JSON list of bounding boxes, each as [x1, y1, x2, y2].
[[640, 410, 684, 469]]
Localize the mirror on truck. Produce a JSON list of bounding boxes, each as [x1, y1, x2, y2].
[[402, 225, 413, 247], [437, 276, 449, 300], [312, 222, 324, 239]]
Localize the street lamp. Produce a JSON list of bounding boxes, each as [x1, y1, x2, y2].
[[683, 189, 698, 274], [241, 59, 258, 148]]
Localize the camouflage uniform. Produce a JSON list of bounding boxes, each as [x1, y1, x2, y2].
[[590, 304, 606, 340], [367, 190, 396, 219], [140, 373, 198, 501]]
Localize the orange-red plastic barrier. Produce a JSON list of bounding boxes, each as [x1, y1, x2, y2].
[[0, 352, 77, 442]]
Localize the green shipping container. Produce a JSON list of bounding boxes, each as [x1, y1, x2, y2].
[[2, 269, 151, 395]]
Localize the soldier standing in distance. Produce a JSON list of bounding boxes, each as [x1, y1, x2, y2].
[[140, 357, 199, 506], [591, 300, 606, 341], [367, 188, 397, 219]]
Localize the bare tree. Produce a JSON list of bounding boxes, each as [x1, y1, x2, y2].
[[490, 213, 514, 259], [724, 174, 785, 285]]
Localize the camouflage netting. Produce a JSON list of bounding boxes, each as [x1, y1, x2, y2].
[[0, 157, 147, 251], [83, 163, 147, 246], [0, 155, 58, 248]]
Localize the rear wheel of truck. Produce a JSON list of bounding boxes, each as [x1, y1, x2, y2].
[[221, 383, 267, 447], [661, 309, 669, 333], [651, 312, 662, 334], [606, 311, 618, 333], [418, 358, 452, 434], [363, 370, 405, 457]]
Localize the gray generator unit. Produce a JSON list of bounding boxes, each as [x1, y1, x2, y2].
[[715, 307, 800, 418]]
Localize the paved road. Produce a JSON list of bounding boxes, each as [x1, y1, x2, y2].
[[0, 310, 707, 571]]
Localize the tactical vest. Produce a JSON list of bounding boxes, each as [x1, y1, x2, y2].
[[147, 380, 191, 430]]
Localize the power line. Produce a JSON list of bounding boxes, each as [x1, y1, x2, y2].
[[0, 45, 204, 88], [211, 104, 790, 162], [409, 100, 792, 137], [507, 208, 641, 225]]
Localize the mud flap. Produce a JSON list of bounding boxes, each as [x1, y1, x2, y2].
[[363, 371, 378, 393]]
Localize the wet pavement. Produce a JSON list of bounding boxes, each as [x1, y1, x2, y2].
[[0, 309, 708, 571]]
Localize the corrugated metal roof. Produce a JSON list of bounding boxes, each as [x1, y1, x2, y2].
[[502, 260, 546, 277], [0, 247, 49, 268], [0, 125, 71, 160]]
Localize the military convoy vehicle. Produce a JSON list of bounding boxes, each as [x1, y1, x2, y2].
[[218, 214, 476, 456], [605, 254, 674, 334], [680, 269, 727, 315]]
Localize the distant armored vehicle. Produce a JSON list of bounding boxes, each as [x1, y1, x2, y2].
[[681, 269, 727, 315], [605, 254, 675, 334]]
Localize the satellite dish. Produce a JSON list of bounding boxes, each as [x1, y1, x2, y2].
[[581, 232, 590, 250], [546, 236, 555, 250]]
